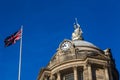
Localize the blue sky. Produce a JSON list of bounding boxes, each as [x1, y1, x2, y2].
[[0, 0, 120, 80]]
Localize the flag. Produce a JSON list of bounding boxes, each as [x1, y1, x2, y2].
[[4, 29, 22, 47]]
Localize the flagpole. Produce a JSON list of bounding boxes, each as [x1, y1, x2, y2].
[[18, 26, 23, 80]]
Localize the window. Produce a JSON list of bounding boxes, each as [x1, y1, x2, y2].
[[78, 72, 83, 80], [63, 73, 74, 80]]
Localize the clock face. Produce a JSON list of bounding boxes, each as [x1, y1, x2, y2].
[[60, 41, 72, 51]]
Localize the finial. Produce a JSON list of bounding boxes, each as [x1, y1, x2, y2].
[[72, 18, 83, 40]]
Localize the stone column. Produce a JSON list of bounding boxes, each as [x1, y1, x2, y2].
[[109, 66, 113, 80], [57, 72, 61, 80], [105, 67, 109, 80], [88, 64, 92, 80], [50, 74, 55, 80], [49, 75, 52, 80], [83, 65, 88, 80], [73, 66, 78, 80], [44, 76, 48, 80]]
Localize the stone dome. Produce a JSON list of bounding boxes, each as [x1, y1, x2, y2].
[[47, 20, 104, 68], [47, 39, 104, 68]]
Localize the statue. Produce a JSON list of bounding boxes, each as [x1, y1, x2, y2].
[[72, 18, 83, 40]]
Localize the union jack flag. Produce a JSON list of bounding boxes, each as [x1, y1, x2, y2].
[[4, 29, 22, 47]]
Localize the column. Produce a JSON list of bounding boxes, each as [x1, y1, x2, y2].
[[57, 72, 61, 80], [88, 64, 92, 80], [73, 66, 78, 80], [83, 65, 88, 80], [109, 67, 113, 80], [44, 76, 48, 80], [105, 67, 109, 80], [50, 74, 55, 80]]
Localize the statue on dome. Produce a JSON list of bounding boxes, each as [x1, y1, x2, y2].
[[72, 18, 83, 40]]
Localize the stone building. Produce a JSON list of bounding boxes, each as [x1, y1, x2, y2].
[[37, 19, 119, 80]]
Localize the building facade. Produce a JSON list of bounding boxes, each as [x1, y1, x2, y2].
[[37, 20, 119, 80]]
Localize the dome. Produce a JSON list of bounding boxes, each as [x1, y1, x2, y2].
[[72, 40, 97, 48], [47, 20, 104, 69]]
